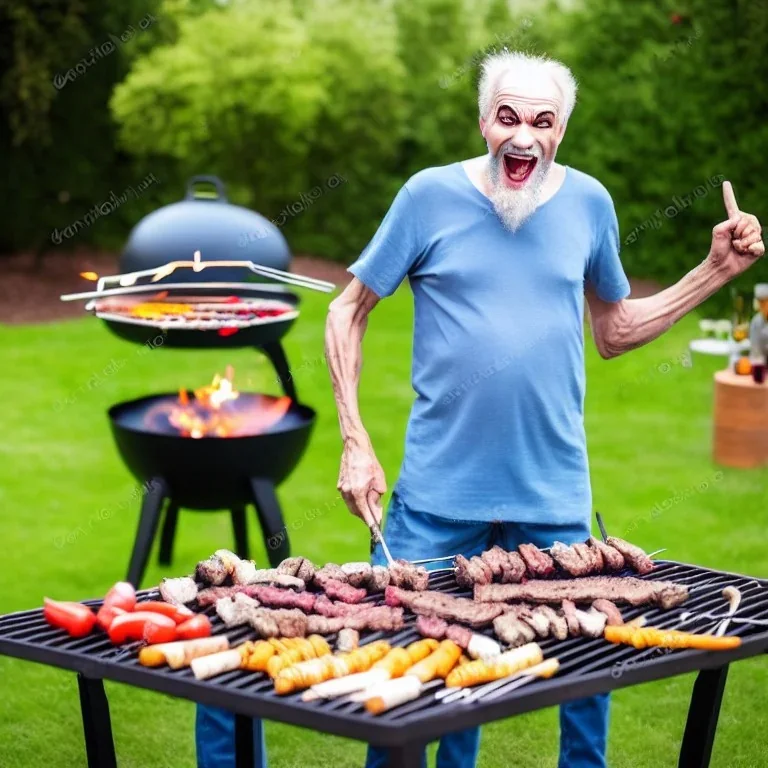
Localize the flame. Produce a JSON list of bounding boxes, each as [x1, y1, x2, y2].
[[167, 368, 291, 438], [80, 271, 99, 281]]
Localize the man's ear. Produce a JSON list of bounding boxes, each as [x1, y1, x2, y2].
[[557, 117, 568, 141], [479, 116, 486, 139]]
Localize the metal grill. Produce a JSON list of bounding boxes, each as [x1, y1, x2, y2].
[[2, 561, 767, 763]]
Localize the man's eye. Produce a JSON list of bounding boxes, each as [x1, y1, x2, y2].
[[535, 121, 552, 128], [499, 114, 518, 125]]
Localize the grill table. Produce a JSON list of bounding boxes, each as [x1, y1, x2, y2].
[[2, 561, 767, 768]]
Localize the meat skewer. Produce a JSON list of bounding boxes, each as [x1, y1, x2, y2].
[[414, 615, 502, 660], [475, 576, 689, 609]]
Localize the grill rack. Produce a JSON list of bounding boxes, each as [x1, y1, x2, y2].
[[1, 561, 767, 768]]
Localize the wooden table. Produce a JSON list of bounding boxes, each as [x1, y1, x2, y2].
[[713, 368, 768, 467]]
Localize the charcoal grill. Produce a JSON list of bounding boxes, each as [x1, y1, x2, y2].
[[59, 176, 337, 585], [1, 561, 767, 768]]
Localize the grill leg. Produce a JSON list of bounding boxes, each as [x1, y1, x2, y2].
[[261, 341, 298, 402], [678, 665, 729, 768], [158, 500, 179, 566], [386, 742, 425, 768], [249, 477, 289, 567], [126, 477, 168, 588], [77, 675, 117, 768], [234, 713, 254, 768], [231, 506, 249, 560]]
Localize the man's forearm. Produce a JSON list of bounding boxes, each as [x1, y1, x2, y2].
[[324, 290, 377, 446], [595, 257, 729, 358]]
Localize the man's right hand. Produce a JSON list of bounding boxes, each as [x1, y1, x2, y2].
[[337, 435, 387, 527]]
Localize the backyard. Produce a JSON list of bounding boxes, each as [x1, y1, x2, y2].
[[0, 282, 766, 767]]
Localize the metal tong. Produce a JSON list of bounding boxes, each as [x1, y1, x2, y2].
[[369, 518, 395, 567]]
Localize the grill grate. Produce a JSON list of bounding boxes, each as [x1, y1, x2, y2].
[[2, 561, 767, 746]]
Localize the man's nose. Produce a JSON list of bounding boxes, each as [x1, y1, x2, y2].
[[511, 125, 535, 150]]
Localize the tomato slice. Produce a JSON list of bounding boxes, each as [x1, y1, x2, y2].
[[107, 611, 177, 645], [176, 614, 212, 640], [97, 582, 137, 631], [135, 601, 194, 624], [43, 598, 97, 638]]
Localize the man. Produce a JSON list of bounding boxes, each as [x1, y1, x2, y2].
[[324, 50, 763, 768]]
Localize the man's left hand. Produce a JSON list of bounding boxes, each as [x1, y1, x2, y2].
[[708, 181, 764, 277]]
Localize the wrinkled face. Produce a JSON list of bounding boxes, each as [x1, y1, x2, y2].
[[480, 70, 566, 190]]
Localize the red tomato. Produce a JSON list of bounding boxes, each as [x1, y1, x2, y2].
[[97, 581, 137, 631], [176, 614, 212, 640], [135, 601, 194, 624], [43, 598, 97, 638], [107, 611, 177, 645]]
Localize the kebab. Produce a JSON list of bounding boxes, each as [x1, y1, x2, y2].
[[475, 576, 689, 610], [386, 586, 505, 628]]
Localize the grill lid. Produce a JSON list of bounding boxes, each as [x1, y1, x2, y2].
[[121, 175, 290, 284]]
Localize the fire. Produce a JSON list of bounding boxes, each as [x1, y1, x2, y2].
[[168, 367, 290, 438], [80, 271, 99, 281]]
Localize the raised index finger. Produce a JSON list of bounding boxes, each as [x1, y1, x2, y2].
[[722, 181, 740, 218]]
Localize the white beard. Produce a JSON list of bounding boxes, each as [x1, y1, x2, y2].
[[487, 150, 551, 233]]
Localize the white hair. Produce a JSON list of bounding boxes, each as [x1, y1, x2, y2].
[[478, 50, 578, 125]]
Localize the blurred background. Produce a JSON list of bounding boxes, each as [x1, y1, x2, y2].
[[1, 0, 766, 766]]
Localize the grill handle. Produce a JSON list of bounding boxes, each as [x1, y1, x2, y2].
[[185, 175, 229, 203]]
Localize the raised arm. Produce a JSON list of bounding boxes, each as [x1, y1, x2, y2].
[[587, 181, 764, 359], [325, 277, 387, 526]]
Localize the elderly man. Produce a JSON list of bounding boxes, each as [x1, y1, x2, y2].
[[324, 50, 763, 768]]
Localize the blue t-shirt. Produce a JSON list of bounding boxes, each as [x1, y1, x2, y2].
[[348, 162, 630, 526]]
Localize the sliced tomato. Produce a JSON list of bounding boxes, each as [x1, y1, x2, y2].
[[175, 614, 212, 640], [43, 598, 97, 638], [97, 582, 136, 631], [107, 611, 177, 645], [135, 601, 194, 624]]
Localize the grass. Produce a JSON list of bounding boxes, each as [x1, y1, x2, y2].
[[0, 284, 766, 767]]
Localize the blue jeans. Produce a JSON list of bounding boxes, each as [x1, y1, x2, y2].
[[365, 492, 609, 768], [195, 705, 267, 768]]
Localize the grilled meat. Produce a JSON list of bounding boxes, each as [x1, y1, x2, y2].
[[313, 596, 354, 618], [606, 537, 654, 575], [415, 614, 449, 639], [588, 537, 625, 572], [475, 576, 689, 609], [493, 613, 537, 647], [445, 624, 473, 649], [501, 551, 527, 583], [198, 584, 260, 608], [537, 605, 568, 640], [296, 558, 317, 583], [480, 546, 507, 580], [322, 578, 367, 604], [341, 562, 372, 589], [574, 607, 607, 638], [306, 606, 404, 635], [215, 593, 261, 628], [385, 586, 504, 628], [369, 565, 391, 593], [196, 554, 229, 586], [455, 555, 492, 589], [249, 608, 308, 638], [561, 600, 581, 637], [592, 599, 624, 626], [277, 557, 303, 577], [573, 542, 602, 575], [159, 576, 198, 606], [336, 628, 360, 652], [518, 544, 556, 578], [389, 560, 430, 591], [550, 542, 591, 577], [249, 586, 316, 612], [232, 559, 259, 585], [314, 564, 348, 589]]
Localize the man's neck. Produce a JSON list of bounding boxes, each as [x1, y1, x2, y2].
[[462, 155, 567, 206]]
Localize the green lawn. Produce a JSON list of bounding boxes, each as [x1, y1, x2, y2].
[[0, 285, 766, 767]]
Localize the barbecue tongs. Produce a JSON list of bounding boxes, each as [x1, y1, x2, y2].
[[368, 518, 395, 567]]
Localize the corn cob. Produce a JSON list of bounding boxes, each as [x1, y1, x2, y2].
[[275, 640, 390, 694], [406, 640, 463, 683], [445, 642, 542, 688]]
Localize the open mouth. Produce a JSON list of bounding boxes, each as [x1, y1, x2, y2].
[[503, 154, 537, 185]]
